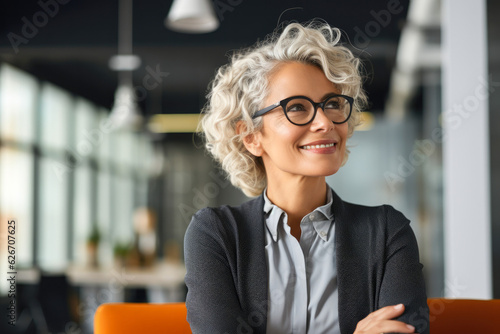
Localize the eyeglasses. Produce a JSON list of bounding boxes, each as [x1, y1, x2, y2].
[[252, 94, 354, 126]]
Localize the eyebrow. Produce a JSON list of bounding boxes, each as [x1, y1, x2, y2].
[[319, 92, 340, 101]]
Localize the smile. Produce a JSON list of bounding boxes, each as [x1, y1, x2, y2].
[[300, 143, 336, 150]]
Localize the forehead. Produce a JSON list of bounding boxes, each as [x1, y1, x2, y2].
[[266, 62, 339, 101]]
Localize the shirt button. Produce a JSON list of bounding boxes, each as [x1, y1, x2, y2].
[[309, 213, 316, 221], [320, 231, 327, 238]]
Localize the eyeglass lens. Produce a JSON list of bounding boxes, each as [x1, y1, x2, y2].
[[285, 96, 350, 125]]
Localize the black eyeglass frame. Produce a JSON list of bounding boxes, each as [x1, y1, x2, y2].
[[252, 94, 354, 126]]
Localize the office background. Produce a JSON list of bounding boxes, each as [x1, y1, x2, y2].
[[0, 0, 498, 333]]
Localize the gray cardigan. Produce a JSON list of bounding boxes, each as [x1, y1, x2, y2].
[[184, 190, 429, 334]]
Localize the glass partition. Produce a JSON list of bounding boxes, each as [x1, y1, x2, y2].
[[38, 82, 72, 152], [37, 156, 69, 270], [0, 64, 38, 145]]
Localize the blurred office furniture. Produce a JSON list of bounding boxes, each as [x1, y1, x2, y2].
[[37, 273, 76, 332], [94, 302, 191, 334], [68, 262, 187, 332], [2, 272, 77, 334], [16, 262, 186, 294], [1, 285, 44, 334], [66, 261, 185, 290], [428, 298, 500, 333], [16, 263, 186, 333]]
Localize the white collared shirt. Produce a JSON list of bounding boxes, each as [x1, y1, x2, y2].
[[263, 188, 340, 334]]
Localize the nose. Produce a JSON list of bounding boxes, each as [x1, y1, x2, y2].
[[310, 107, 334, 132]]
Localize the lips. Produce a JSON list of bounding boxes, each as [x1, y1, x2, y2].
[[300, 143, 336, 150], [299, 140, 338, 150]]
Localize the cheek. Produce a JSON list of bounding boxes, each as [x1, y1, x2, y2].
[[268, 119, 304, 142], [337, 125, 349, 152], [338, 124, 349, 141]]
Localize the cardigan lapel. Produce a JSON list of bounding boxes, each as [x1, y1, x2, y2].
[[239, 195, 269, 332], [333, 189, 373, 334]]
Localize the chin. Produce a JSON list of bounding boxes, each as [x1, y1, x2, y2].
[[305, 164, 341, 177], [324, 167, 341, 177]]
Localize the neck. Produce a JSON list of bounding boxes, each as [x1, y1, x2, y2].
[[266, 175, 329, 226]]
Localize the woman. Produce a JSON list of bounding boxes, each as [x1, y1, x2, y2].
[[184, 21, 429, 334]]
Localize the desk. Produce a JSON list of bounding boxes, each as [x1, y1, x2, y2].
[[69, 262, 187, 333], [17, 262, 186, 334], [16, 261, 186, 289], [66, 261, 186, 289]]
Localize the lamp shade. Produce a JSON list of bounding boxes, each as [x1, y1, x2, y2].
[[108, 84, 142, 131], [165, 0, 219, 33]]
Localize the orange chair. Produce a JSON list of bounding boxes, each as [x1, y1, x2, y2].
[[94, 302, 191, 334], [94, 299, 500, 333], [428, 298, 500, 333]]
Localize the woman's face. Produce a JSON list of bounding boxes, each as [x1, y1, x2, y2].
[[248, 62, 349, 181]]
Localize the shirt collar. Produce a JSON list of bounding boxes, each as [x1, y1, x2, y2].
[[263, 186, 335, 242], [316, 187, 334, 221]]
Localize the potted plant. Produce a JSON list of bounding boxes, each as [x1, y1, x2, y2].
[[86, 225, 101, 268], [113, 242, 131, 268]]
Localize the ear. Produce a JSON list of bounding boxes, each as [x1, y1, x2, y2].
[[236, 120, 263, 157]]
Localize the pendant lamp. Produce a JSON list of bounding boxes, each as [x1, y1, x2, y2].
[[165, 0, 219, 33]]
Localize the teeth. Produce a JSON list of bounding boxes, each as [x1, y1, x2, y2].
[[301, 143, 336, 150]]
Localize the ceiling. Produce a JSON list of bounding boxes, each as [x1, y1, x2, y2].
[[0, 0, 410, 124]]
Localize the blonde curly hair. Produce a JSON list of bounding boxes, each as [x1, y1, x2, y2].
[[200, 21, 368, 197]]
